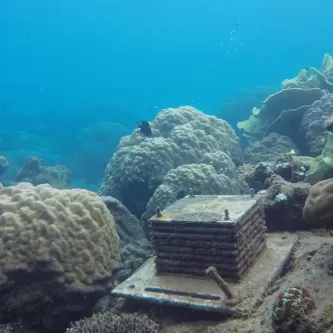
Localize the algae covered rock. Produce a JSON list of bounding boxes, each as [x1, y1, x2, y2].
[[259, 175, 311, 231], [295, 132, 333, 185]]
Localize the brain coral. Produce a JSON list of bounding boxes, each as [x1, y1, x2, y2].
[[303, 178, 333, 228], [0, 182, 120, 292], [0, 182, 121, 332], [99, 106, 242, 217]]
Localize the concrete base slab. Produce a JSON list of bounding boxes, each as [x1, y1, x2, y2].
[[111, 233, 297, 316]]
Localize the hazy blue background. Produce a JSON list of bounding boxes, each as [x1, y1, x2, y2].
[[0, 0, 332, 188]]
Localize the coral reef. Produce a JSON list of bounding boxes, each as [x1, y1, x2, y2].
[[259, 175, 311, 231], [0, 156, 9, 175], [0, 183, 120, 332], [243, 133, 299, 164], [101, 196, 152, 284], [235, 57, 333, 186], [16, 156, 71, 189], [99, 106, 242, 217], [66, 311, 159, 333], [303, 178, 333, 229]]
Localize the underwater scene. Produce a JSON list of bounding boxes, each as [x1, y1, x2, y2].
[[1, 0, 333, 332]]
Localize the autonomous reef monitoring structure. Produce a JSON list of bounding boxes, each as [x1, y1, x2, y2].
[[112, 193, 297, 316]]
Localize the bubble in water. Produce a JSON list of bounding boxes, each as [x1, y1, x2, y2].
[[220, 17, 243, 53]]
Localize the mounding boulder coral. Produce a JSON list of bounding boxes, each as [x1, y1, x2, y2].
[[0, 183, 120, 332], [143, 161, 243, 221], [99, 106, 243, 217], [303, 178, 333, 229], [243, 133, 299, 164]]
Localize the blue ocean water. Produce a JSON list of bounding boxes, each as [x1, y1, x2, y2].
[[0, 0, 332, 189]]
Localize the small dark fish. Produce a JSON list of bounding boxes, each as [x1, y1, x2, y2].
[[137, 121, 152, 136]]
